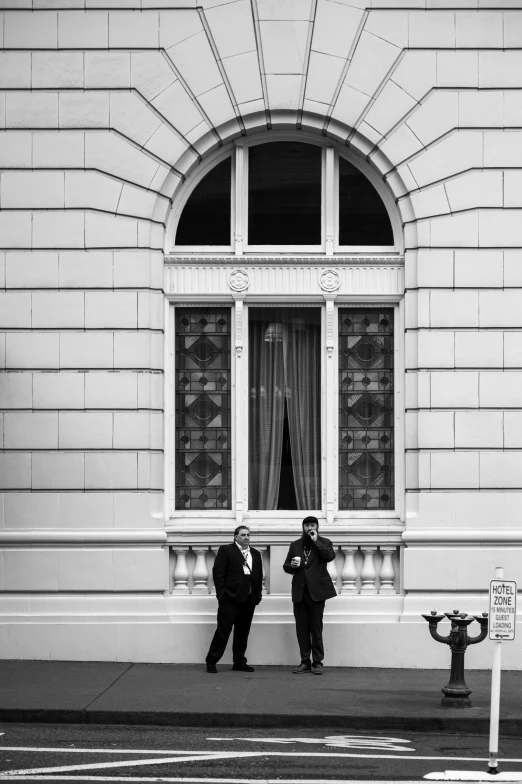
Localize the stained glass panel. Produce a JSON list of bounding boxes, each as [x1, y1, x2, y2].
[[339, 309, 394, 510], [176, 309, 231, 509]]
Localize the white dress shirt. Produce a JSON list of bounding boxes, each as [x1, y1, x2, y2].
[[236, 542, 252, 573]]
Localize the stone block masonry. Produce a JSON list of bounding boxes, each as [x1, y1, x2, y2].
[[0, 1, 521, 665]]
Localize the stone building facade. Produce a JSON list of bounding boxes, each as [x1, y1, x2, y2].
[[0, 0, 521, 667]]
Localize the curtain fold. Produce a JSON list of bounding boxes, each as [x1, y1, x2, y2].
[[284, 318, 321, 509], [248, 316, 285, 510]]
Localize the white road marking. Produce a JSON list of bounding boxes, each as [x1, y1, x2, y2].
[[0, 748, 210, 755], [208, 734, 414, 751], [2, 749, 522, 777], [0, 778, 431, 784], [425, 773, 522, 781], [0, 752, 261, 777], [0, 738, 414, 754]]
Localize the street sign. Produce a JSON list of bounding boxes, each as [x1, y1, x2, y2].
[[489, 579, 517, 641], [488, 569, 517, 775]]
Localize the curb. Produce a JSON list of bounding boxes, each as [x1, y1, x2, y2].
[[0, 710, 521, 736]]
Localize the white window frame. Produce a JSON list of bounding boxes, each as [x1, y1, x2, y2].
[[170, 148, 235, 256], [164, 131, 404, 530], [165, 300, 238, 523], [240, 138, 326, 255], [334, 149, 402, 256], [166, 134, 403, 256], [242, 301, 326, 521], [334, 300, 404, 520], [165, 297, 404, 525]]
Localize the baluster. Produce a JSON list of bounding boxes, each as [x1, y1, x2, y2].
[[257, 545, 268, 594], [378, 547, 397, 595], [340, 546, 358, 594], [394, 547, 403, 594], [207, 548, 217, 594], [327, 548, 339, 593], [264, 546, 270, 594], [172, 546, 190, 594], [167, 546, 176, 594], [192, 547, 210, 594], [360, 546, 377, 594]]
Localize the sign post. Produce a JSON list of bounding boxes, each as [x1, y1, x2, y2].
[[488, 567, 517, 774]]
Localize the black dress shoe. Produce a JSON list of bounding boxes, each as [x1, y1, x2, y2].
[[206, 663, 217, 673], [232, 663, 255, 672], [292, 663, 312, 674]]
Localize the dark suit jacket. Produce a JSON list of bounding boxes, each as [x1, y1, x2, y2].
[[283, 535, 337, 603], [212, 543, 263, 605]]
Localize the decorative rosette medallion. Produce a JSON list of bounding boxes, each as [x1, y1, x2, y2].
[[228, 268, 250, 292], [319, 268, 340, 292]]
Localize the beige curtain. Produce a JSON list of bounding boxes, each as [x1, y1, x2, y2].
[[248, 316, 285, 510], [249, 308, 321, 511], [284, 319, 321, 509]]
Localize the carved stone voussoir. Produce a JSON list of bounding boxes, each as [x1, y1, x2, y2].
[[319, 268, 341, 292], [229, 268, 250, 291]]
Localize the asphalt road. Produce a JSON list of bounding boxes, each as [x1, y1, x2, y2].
[[0, 724, 521, 783]]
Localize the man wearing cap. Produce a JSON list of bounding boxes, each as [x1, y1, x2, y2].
[[205, 525, 263, 674], [283, 516, 336, 675]]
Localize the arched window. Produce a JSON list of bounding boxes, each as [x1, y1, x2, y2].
[[168, 136, 401, 519], [173, 141, 396, 252]]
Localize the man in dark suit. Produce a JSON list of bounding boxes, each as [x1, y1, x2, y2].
[[205, 525, 263, 674], [283, 516, 336, 675]]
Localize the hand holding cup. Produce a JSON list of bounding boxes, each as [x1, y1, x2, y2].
[[291, 556, 301, 568]]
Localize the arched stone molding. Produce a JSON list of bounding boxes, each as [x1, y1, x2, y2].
[[160, 111, 414, 253], [2, 8, 517, 245]]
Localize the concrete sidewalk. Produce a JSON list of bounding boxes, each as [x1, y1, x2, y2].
[[1, 661, 522, 734]]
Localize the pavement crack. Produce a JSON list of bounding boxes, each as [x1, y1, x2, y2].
[[82, 663, 135, 712]]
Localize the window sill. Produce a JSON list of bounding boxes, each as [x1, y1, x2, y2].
[[167, 250, 403, 261]]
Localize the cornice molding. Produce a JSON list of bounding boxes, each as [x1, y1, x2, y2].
[[165, 255, 405, 266], [0, 531, 167, 546], [166, 524, 405, 547], [403, 530, 522, 546]]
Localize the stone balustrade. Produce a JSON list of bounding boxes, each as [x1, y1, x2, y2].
[[169, 544, 401, 596], [328, 545, 401, 595], [169, 545, 269, 595]]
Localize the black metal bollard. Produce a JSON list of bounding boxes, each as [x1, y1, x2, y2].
[[421, 609, 489, 708]]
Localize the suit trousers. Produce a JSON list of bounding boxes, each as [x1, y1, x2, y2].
[[206, 594, 255, 665], [293, 584, 326, 666]]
